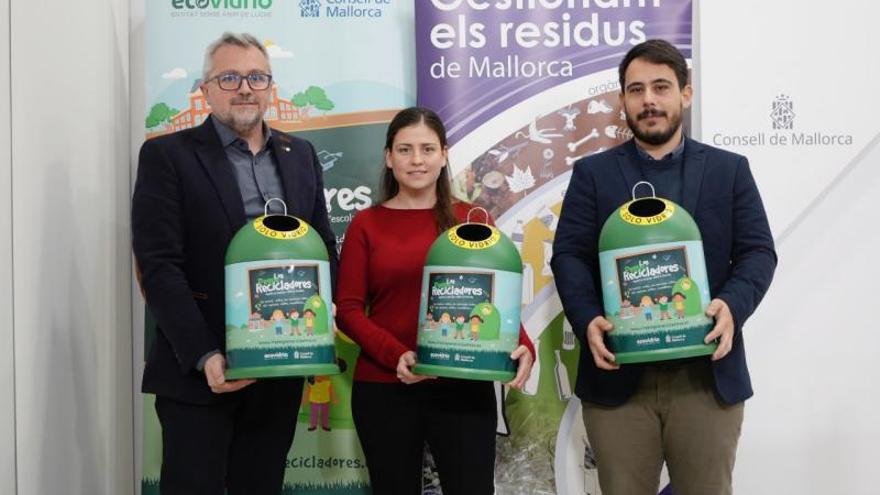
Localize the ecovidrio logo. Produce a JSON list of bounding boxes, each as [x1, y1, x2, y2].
[[171, 0, 273, 10]]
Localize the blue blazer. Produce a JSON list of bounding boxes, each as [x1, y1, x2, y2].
[[132, 117, 338, 404], [551, 138, 776, 406]]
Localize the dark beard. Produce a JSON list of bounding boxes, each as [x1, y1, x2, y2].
[[625, 108, 682, 146]]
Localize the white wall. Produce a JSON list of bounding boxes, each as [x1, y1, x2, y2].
[[0, 0, 17, 493], [8, 0, 133, 494], [701, 1, 880, 493], [738, 136, 880, 495]]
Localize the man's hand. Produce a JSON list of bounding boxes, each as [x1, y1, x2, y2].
[[705, 298, 735, 361], [396, 351, 435, 385], [506, 345, 534, 389], [587, 316, 618, 370], [204, 354, 255, 394]]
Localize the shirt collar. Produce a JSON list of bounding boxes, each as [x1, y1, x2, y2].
[[634, 136, 685, 162], [211, 114, 273, 150]]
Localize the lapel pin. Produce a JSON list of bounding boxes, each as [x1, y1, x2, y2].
[[282, 146, 291, 152]]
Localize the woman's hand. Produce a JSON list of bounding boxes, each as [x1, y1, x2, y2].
[[396, 351, 435, 385], [506, 345, 534, 390]]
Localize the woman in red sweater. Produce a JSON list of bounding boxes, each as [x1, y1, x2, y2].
[[335, 107, 534, 494]]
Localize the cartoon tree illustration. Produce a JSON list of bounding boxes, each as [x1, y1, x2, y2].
[[315, 98, 335, 113], [672, 276, 703, 316], [291, 86, 335, 117], [470, 302, 501, 341], [303, 294, 330, 335], [145, 102, 179, 130]]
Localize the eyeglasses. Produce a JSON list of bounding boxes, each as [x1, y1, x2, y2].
[[206, 72, 272, 91]]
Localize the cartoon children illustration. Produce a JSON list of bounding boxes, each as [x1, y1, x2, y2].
[[453, 314, 466, 339], [423, 311, 436, 332], [302, 359, 346, 432], [303, 376, 338, 432], [288, 309, 301, 336], [639, 295, 654, 321], [657, 294, 672, 320], [620, 299, 633, 319], [672, 292, 687, 319], [438, 312, 452, 337], [271, 309, 286, 335], [303, 308, 316, 336], [454, 314, 466, 339], [469, 314, 484, 341]]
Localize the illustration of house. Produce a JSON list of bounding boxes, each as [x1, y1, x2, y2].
[[168, 81, 212, 132]]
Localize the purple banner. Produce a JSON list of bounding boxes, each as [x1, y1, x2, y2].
[[416, 0, 692, 144], [415, 2, 692, 494]]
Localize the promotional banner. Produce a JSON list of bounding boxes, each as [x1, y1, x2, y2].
[[416, 1, 692, 493], [126, 2, 880, 494], [140, 2, 415, 494]]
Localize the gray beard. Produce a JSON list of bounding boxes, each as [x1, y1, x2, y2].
[[226, 112, 263, 135], [213, 106, 263, 135]]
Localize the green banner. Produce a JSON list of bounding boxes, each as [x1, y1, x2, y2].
[[141, 2, 415, 493]]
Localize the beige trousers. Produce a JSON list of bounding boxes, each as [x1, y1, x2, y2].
[[582, 360, 744, 495]]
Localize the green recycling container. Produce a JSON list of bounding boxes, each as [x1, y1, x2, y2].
[[224, 203, 339, 379], [412, 210, 522, 381], [598, 182, 716, 364]]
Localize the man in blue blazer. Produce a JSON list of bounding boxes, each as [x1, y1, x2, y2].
[[132, 33, 337, 494], [551, 40, 776, 495]]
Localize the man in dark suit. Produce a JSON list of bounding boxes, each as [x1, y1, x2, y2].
[[551, 40, 776, 495], [132, 32, 337, 495]]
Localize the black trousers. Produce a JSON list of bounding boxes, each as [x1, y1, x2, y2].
[[351, 380, 497, 495], [154, 378, 304, 495]]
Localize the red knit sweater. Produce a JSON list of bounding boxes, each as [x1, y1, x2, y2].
[[335, 202, 535, 383]]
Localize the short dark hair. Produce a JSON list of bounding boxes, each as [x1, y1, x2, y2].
[[618, 39, 689, 90]]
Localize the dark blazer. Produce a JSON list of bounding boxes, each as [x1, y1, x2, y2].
[[551, 138, 777, 406], [132, 117, 338, 404]]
